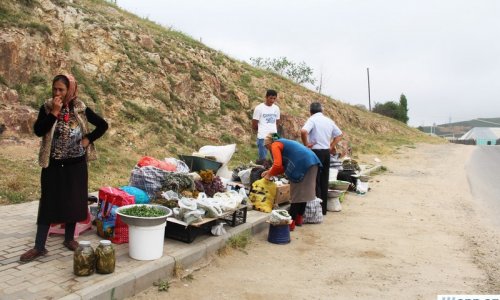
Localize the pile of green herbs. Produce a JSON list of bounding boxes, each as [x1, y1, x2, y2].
[[120, 205, 167, 217]]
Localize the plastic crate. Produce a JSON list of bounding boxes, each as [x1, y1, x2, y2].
[[165, 219, 214, 243], [219, 205, 248, 227]]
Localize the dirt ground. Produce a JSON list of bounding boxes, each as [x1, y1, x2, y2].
[[131, 143, 500, 300]]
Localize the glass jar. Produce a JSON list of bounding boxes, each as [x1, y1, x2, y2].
[[95, 240, 115, 274], [74, 241, 95, 276]]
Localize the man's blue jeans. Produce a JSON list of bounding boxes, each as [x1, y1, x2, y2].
[[257, 138, 267, 160]]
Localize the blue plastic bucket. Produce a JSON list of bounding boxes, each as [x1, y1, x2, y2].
[[268, 224, 290, 244]]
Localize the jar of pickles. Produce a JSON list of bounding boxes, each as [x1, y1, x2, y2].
[[95, 240, 115, 274], [73, 241, 95, 276]]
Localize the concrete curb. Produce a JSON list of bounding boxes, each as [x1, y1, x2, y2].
[[360, 164, 384, 176], [60, 210, 270, 300]]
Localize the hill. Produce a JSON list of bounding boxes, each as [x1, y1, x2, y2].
[[418, 118, 500, 138], [0, 0, 439, 204]]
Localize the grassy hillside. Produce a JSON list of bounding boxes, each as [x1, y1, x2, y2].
[[0, 0, 441, 204]]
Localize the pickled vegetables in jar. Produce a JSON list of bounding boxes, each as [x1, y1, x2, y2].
[[96, 240, 115, 274], [74, 241, 95, 276]]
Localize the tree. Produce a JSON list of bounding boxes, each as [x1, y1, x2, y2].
[[250, 57, 316, 85], [398, 94, 409, 124], [373, 101, 400, 120], [372, 94, 410, 124]]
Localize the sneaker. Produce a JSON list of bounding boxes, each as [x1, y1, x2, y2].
[[295, 214, 303, 226], [63, 240, 79, 251], [289, 220, 296, 231], [20, 248, 48, 262]]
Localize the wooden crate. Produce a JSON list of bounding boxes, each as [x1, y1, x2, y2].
[[274, 184, 290, 205]]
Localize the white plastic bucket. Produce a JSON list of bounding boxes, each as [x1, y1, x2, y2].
[[128, 222, 166, 260], [327, 197, 342, 212]]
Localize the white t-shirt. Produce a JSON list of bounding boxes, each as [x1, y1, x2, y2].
[[252, 103, 280, 139], [302, 112, 342, 149]]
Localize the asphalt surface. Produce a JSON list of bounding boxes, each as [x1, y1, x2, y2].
[[465, 145, 500, 226]]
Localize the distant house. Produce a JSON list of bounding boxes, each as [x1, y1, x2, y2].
[[459, 127, 500, 145]]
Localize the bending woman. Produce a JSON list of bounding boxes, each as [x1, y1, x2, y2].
[[20, 74, 108, 262], [261, 133, 321, 230]]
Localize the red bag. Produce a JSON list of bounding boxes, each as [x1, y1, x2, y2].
[[97, 187, 135, 244], [137, 156, 176, 171]]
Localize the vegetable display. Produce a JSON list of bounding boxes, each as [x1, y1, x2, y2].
[[119, 205, 167, 217]]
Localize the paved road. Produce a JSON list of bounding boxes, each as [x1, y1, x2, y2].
[[465, 145, 500, 226]]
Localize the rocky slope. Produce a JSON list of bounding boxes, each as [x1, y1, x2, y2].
[[0, 0, 438, 203]]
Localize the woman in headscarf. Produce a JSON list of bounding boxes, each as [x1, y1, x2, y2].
[[20, 74, 108, 262], [261, 133, 322, 230]]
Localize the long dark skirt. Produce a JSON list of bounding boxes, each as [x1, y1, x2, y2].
[[37, 156, 88, 225]]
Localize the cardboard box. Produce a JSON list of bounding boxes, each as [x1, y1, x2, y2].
[[274, 184, 290, 205]]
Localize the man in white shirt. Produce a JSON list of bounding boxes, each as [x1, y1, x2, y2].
[[252, 89, 280, 160], [301, 102, 342, 215]]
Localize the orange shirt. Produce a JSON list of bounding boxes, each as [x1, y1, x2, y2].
[[268, 141, 285, 176]]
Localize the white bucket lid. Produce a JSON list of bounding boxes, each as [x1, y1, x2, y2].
[[78, 241, 91, 246], [99, 240, 111, 245]]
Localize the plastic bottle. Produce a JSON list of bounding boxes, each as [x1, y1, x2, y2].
[[95, 240, 115, 274], [73, 241, 95, 276]]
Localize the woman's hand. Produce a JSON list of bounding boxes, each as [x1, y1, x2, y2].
[[50, 96, 63, 117], [81, 137, 90, 148], [261, 170, 271, 181]]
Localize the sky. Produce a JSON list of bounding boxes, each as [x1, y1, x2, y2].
[[116, 0, 500, 127]]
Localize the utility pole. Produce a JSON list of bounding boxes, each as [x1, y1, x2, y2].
[[317, 72, 323, 95], [367, 67, 371, 111]]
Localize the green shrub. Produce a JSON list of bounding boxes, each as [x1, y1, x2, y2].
[[0, 75, 8, 86], [26, 22, 51, 35], [220, 133, 235, 144], [190, 68, 202, 81], [99, 78, 116, 95], [29, 74, 46, 86]]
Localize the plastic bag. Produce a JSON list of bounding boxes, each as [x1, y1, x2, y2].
[[120, 186, 150, 204], [164, 157, 190, 173], [198, 144, 236, 179], [160, 190, 180, 201], [269, 209, 291, 225], [356, 179, 369, 194], [237, 168, 252, 185], [213, 190, 243, 211], [211, 222, 227, 236], [327, 197, 342, 212], [249, 178, 276, 213], [96, 187, 135, 244], [137, 156, 176, 171], [183, 209, 205, 225], [304, 198, 323, 224], [129, 166, 170, 199], [197, 198, 223, 217]]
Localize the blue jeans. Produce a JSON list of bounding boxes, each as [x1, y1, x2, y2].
[[257, 138, 267, 160]]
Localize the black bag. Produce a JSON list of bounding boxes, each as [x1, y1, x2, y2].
[[250, 167, 266, 187], [337, 170, 357, 191]]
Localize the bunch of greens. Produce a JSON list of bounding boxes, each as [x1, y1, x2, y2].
[[120, 205, 167, 217]]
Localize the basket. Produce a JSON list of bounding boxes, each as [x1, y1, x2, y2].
[[219, 205, 248, 227], [164, 219, 215, 243], [178, 155, 222, 172]]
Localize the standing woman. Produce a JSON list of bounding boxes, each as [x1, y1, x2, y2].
[[261, 133, 322, 230], [20, 74, 108, 262]]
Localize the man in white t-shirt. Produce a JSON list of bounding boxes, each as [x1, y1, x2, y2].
[[252, 89, 280, 160], [301, 102, 342, 215]]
